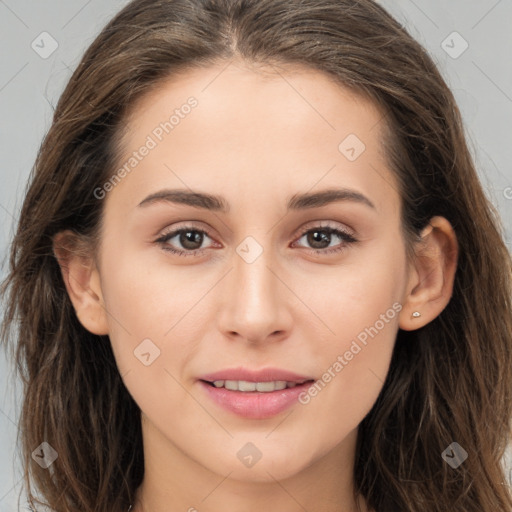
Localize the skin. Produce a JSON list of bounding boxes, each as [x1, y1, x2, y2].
[[53, 60, 458, 512]]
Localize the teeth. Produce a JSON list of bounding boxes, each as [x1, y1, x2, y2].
[[225, 380, 239, 391], [256, 381, 278, 392], [212, 379, 299, 392], [239, 380, 256, 391]]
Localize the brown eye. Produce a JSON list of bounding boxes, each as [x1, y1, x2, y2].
[[156, 227, 215, 256], [293, 226, 357, 255], [176, 230, 204, 250]]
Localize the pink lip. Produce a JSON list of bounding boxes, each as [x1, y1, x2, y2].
[[199, 366, 313, 383], [198, 366, 315, 419]]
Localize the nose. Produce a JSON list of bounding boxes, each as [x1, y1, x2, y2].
[[216, 238, 293, 345]]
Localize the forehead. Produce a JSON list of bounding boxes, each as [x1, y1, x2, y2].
[[109, 60, 398, 215], [123, 60, 386, 138]]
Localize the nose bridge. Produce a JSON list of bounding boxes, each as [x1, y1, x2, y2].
[[236, 235, 276, 303], [217, 233, 291, 342]]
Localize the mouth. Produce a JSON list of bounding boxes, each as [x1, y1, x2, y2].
[[200, 378, 314, 392], [197, 369, 316, 419]]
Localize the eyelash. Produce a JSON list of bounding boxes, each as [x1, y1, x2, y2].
[[155, 223, 358, 257]]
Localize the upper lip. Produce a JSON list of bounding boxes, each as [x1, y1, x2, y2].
[[199, 367, 315, 383]]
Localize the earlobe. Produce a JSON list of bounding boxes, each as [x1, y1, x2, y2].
[[399, 216, 458, 331], [52, 230, 110, 336]]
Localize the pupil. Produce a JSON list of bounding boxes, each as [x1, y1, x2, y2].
[[181, 231, 202, 250], [308, 230, 330, 249]]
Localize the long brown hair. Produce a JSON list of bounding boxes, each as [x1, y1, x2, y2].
[[1, 1, 511, 511]]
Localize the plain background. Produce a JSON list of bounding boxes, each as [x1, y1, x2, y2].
[[1, 0, 511, 510]]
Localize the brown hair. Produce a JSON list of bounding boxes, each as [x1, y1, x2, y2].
[[1, 0, 511, 511]]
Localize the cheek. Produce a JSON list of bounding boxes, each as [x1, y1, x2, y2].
[[99, 245, 211, 376], [295, 247, 405, 431], [299, 239, 405, 347], [98, 257, 205, 421]]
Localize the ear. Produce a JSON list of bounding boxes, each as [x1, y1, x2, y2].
[[399, 216, 459, 331], [52, 230, 109, 335]]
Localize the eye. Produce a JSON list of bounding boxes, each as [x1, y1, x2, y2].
[[155, 222, 358, 257], [155, 226, 217, 257], [292, 224, 357, 255]]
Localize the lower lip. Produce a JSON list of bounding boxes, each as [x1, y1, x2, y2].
[[199, 380, 314, 419]]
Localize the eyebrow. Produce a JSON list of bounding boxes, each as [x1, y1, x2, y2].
[[137, 188, 376, 212]]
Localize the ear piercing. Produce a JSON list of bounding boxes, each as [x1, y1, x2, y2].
[[412, 311, 421, 318]]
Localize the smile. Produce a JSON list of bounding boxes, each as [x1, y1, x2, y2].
[[199, 378, 315, 419]]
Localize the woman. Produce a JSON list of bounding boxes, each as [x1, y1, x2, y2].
[[1, 0, 511, 511]]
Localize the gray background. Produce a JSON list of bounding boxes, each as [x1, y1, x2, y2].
[[1, 0, 511, 510]]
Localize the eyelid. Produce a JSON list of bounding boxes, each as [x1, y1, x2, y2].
[[293, 220, 355, 239], [156, 221, 217, 241], [156, 220, 354, 242]]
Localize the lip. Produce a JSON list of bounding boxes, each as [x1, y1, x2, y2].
[[199, 366, 314, 383], [198, 366, 315, 419]]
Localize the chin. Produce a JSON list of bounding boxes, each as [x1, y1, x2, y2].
[[204, 447, 316, 483]]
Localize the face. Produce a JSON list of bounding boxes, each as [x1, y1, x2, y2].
[[94, 61, 411, 483]]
